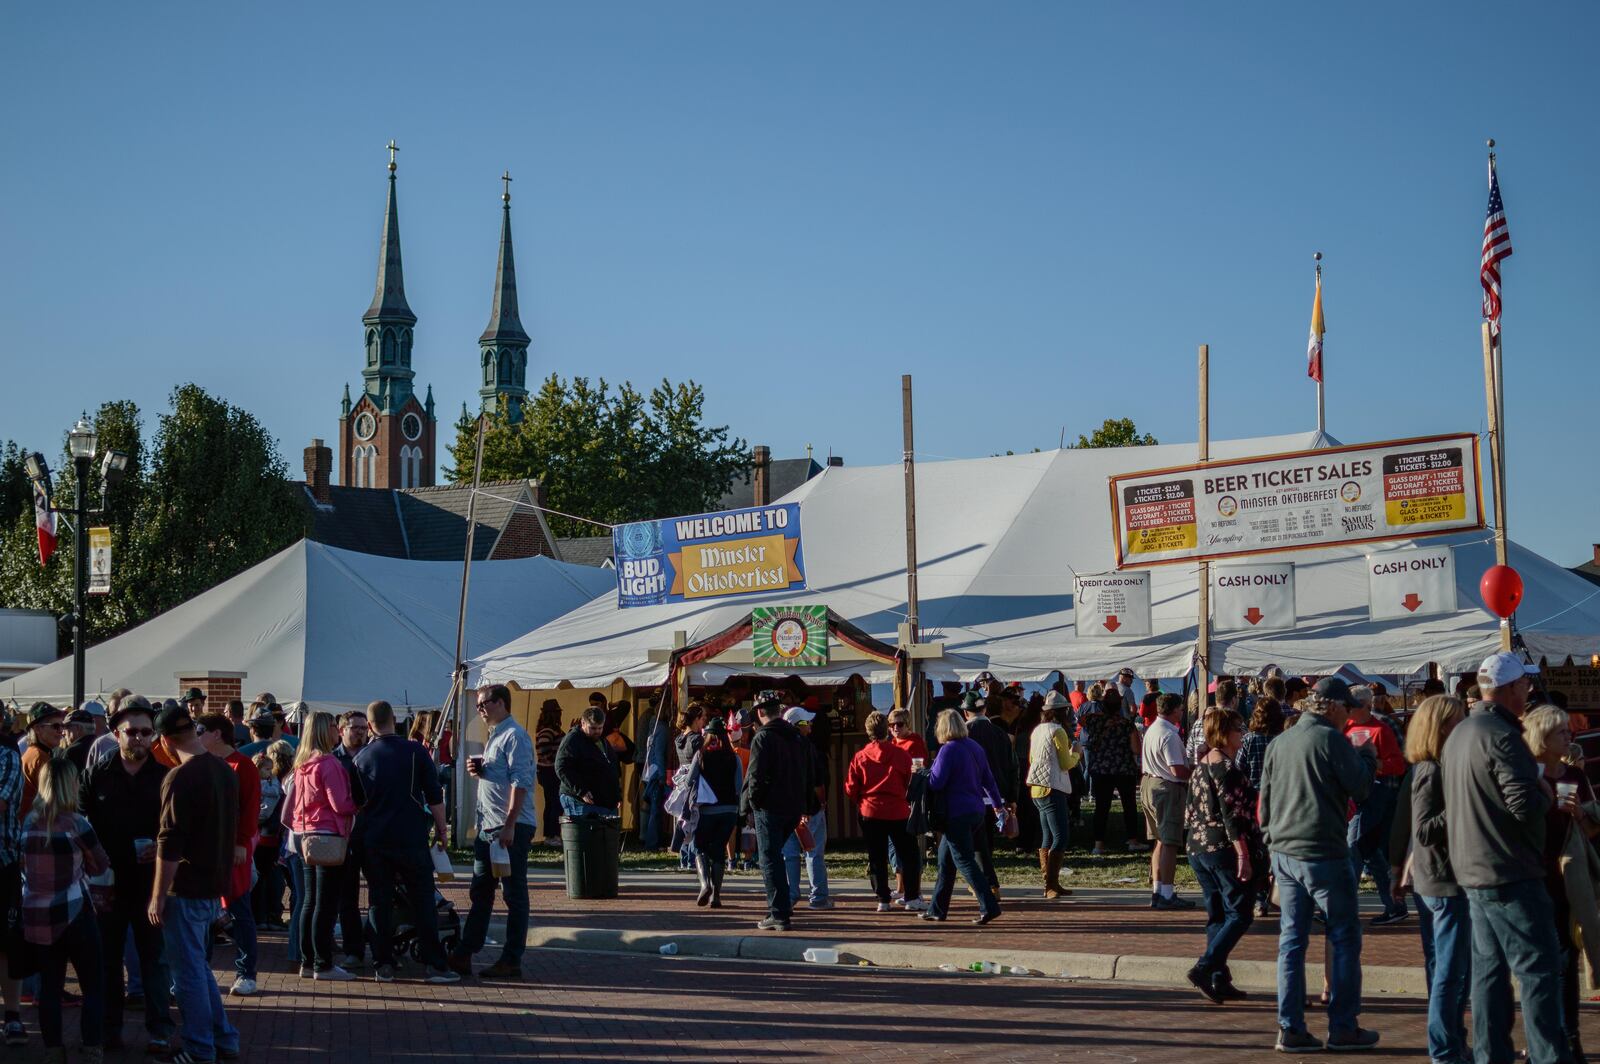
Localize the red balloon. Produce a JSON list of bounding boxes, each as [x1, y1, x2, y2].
[[1480, 564, 1524, 619]]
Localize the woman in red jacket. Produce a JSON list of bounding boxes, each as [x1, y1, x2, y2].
[[846, 711, 923, 912]]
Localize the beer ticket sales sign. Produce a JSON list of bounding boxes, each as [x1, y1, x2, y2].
[[1109, 434, 1484, 568], [613, 502, 806, 608]]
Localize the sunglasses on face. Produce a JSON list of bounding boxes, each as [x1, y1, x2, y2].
[[119, 728, 155, 739]]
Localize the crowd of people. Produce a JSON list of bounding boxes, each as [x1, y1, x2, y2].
[[650, 658, 1594, 1061]]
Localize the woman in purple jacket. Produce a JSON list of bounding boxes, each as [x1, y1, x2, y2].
[[920, 709, 1005, 924]]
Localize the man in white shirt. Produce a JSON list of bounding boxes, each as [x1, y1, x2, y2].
[[1140, 692, 1194, 910]]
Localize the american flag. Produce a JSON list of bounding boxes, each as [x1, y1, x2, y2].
[[1481, 158, 1513, 335]]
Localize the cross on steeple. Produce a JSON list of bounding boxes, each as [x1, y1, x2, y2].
[[387, 140, 399, 173], [501, 170, 512, 205]]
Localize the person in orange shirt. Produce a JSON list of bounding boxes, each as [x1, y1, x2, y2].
[[20, 703, 65, 815]]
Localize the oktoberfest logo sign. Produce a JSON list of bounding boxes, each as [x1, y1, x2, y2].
[[752, 605, 828, 667], [613, 503, 806, 608]]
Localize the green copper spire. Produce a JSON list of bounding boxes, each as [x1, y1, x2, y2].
[[360, 142, 418, 413], [479, 171, 529, 422]]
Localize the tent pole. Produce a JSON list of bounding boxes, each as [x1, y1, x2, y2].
[[1197, 344, 1211, 690], [449, 413, 489, 847], [901, 374, 923, 732], [1482, 323, 1511, 650]]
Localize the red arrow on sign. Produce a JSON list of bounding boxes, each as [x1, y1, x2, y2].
[[1103, 615, 1122, 633], [1244, 607, 1264, 626], [1402, 593, 1423, 613]]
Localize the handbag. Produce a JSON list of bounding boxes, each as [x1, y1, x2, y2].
[[301, 832, 348, 868]]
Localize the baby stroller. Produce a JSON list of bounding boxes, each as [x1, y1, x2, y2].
[[364, 877, 462, 964]]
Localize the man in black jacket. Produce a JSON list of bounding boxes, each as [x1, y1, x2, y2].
[[332, 711, 370, 970], [83, 698, 176, 1052], [962, 692, 1015, 893], [554, 708, 621, 815], [739, 692, 813, 931]]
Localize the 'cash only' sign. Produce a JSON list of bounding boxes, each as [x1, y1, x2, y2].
[[612, 503, 806, 608], [1109, 434, 1484, 568]]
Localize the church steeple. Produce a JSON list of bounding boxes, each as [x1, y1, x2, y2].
[[361, 141, 418, 413], [479, 171, 531, 421]]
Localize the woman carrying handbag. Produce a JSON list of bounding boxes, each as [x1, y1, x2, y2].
[[287, 713, 357, 981]]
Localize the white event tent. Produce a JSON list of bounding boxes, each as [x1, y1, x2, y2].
[[4, 539, 614, 712], [472, 431, 1600, 689]]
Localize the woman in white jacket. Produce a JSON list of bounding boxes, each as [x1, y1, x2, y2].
[[1027, 692, 1081, 899]]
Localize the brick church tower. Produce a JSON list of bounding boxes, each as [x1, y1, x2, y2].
[[479, 171, 531, 421], [340, 143, 436, 488]]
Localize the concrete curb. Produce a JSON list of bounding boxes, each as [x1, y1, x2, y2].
[[523, 926, 1426, 997]]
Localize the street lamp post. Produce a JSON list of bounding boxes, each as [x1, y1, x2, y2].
[[24, 419, 126, 712], [66, 419, 97, 711]]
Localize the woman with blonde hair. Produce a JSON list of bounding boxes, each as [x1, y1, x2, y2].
[[1400, 694, 1469, 1064], [921, 709, 1004, 924], [287, 712, 357, 980], [1524, 703, 1600, 1061], [22, 758, 109, 1062]]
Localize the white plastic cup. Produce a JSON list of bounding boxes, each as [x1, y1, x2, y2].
[[1558, 781, 1579, 801], [133, 838, 154, 861], [802, 948, 839, 965], [659, 943, 679, 956]]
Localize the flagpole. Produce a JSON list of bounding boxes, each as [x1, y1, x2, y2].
[[1483, 138, 1511, 651], [1314, 252, 1325, 435]]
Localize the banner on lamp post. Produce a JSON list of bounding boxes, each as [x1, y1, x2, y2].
[[88, 526, 111, 596]]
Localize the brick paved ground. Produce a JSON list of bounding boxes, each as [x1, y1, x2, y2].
[[58, 929, 1600, 1064], [471, 868, 1429, 968]]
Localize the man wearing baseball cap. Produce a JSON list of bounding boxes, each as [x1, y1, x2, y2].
[[739, 693, 813, 931], [779, 706, 832, 910], [1259, 676, 1380, 1052], [1442, 652, 1567, 1064]]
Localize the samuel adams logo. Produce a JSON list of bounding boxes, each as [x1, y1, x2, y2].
[[1341, 513, 1375, 534]]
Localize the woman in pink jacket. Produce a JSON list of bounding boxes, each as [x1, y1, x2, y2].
[[287, 712, 357, 980]]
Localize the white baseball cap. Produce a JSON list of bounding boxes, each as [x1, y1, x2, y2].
[[782, 706, 816, 725], [1477, 652, 1537, 688]]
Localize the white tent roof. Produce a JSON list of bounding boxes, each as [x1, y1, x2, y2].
[[5, 539, 614, 712], [472, 431, 1600, 689]]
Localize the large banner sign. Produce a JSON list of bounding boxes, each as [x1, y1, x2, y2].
[[613, 503, 805, 608], [1109, 434, 1483, 568]]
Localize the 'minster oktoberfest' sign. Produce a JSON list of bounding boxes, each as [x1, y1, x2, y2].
[[613, 503, 806, 608]]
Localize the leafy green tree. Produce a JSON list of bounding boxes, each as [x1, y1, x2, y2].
[[1074, 418, 1158, 449], [0, 387, 308, 645], [447, 375, 748, 538]]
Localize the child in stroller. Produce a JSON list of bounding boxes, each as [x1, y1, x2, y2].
[[364, 876, 462, 965]]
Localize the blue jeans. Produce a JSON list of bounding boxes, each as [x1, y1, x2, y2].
[[1190, 848, 1255, 975], [1465, 880, 1569, 1064], [123, 930, 142, 995], [162, 897, 239, 1062], [1272, 852, 1363, 1037], [1417, 893, 1471, 1064], [226, 888, 257, 980], [929, 813, 1001, 921], [1034, 790, 1070, 853], [559, 795, 618, 818], [1348, 780, 1403, 915], [39, 908, 103, 1050], [754, 811, 800, 920], [782, 808, 829, 904], [640, 778, 666, 850], [284, 851, 305, 965], [459, 822, 534, 966]]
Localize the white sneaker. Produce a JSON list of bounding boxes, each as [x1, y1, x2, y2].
[[229, 977, 258, 997], [904, 897, 927, 911], [314, 966, 356, 982], [807, 898, 835, 910], [336, 954, 363, 969], [876, 901, 893, 913]]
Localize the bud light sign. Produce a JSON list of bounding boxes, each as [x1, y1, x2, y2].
[[612, 503, 806, 608]]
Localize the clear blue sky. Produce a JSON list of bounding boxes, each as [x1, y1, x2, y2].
[[3, 3, 1595, 565]]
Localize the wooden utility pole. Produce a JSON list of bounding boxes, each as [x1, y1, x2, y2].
[[448, 413, 489, 844], [1197, 344, 1211, 688], [901, 374, 923, 728], [1482, 322, 1512, 650]]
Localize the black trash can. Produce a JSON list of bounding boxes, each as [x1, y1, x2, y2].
[[560, 815, 621, 899]]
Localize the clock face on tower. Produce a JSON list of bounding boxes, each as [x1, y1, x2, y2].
[[401, 412, 423, 441], [354, 412, 377, 440]]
